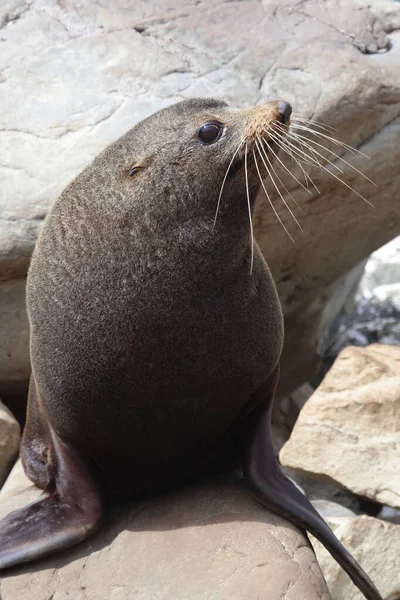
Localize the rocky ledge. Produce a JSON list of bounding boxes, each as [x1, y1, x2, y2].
[[0, 477, 331, 600]]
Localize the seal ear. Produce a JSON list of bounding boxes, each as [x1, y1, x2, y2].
[[126, 155, 153, 178], [236, 367, 383, 600], [0, 431, 103, 570]]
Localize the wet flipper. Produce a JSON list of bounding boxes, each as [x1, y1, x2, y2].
[[237, 371, 383, 600], [0, 430, 103, 570]]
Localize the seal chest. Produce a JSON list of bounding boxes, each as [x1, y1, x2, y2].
[[0, 98, 383, 600]]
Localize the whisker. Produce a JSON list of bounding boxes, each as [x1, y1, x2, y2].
[[257, 136, 303, 228], [271, 129, 324, 174], [276, 132, 374, 207], [276, 124, 346, 175], [268, 130, 321, 194], [291, 116, 337, 133], [288, 128, 377, 186], [288, 130, 324, 170], [244, 144, 254, 274], [253, 147, 295, 243], [272, 128, 323, 169], [212, 137, 245, 230], [295, 133, 379, 187], [290, 123, 370, 158], [258, 136, 305, 213], [259, 131, 312, 197]]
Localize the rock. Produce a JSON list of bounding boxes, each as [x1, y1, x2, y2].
[[377, 505, 400, 525], [317, 289, 400, 383], [374, 283, 400, 312], [0, 477, 331, 600], [290, 383, 315, 412], [280, 344, 400, 508], [0, 459, 30, 501], [0, 279, 30, 417], [317, 260, 369, 357], [273, 383, 314, 441], [357, 236, 400, 299], [311, 500, 356, 519], [310, 515, 400, 600], [0, 398, 20, 487], [359, 0, 400, 34], [282, 469, 366, 516], [1, 0, 400, 407]]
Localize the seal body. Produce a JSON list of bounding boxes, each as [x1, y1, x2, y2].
[[0, 98, 382, 600], [27, 197, 282, 496], [24, 99, 283, 496]]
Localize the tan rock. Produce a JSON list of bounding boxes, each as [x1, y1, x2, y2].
[[0, 399, 20, 486], [0, 477, 331, 600], [280, 344, 400, 508], [311, 515, 400, 600]]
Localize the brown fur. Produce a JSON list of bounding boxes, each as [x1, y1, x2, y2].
[[24, 97, 283, 497]]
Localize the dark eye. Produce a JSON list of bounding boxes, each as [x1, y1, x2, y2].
[[129, 166, 140, 176], [197, 122, 223, 145]]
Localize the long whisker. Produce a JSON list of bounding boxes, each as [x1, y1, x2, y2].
[[212, 137, 245, 230], [275, 129, 374, 207], [268, 130, 321, 193], [253, 146, 295, 243], [259, 131, 312, 196], [275, 123, 346, 175], [258, 136, 305, 213], [244, 144, 254, 274], [287, 128, 377, 186], [257, 136, 303, 228], [290, 122, 370, 158], [291, 116, 337, 134], [287, 129, 324, 171], [270, 128, 323, 169]]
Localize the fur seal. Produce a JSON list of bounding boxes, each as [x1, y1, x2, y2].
[[0, 98, 382, 600]]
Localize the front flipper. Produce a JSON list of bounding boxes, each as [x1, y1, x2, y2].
[[235, 368, 383, 600], [0, 430, 103, 570]]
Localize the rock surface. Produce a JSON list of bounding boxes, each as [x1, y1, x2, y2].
[[0, 279, 30, 418], [0, 458, 30, 500], [311, 515, 400, 600], [280, 344, 400, 508], [311, 500, 356, 520], [0, 477, 331, 600], [1, 0, 400, 406], [0, 399, 20, 486], [358, 235, 400, 300]]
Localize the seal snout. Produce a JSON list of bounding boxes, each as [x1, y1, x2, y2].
[[277, 101, 292, 124]]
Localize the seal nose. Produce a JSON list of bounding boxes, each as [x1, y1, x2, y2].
[[277, 101, 292, 124]]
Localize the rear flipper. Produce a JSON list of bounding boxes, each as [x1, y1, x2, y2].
[[236, 370, 383, 600], [0, 429, 103, 570]]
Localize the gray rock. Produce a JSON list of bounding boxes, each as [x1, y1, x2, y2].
[[311, 499, 356, 519], [0, 477, 331, 600], [1, 0, 400, 404], [357, 236, 400, 299], [377, 505, 400, 525]]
